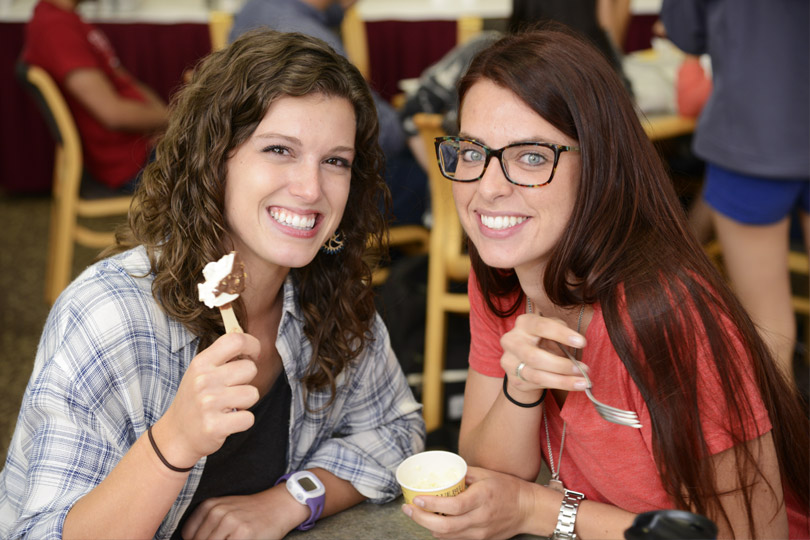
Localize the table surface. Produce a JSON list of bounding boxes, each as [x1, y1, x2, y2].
[[0, 0, 238, 23], [286, 496, 547, 540], [0, 0, 663, 23], [358, 0, 661, 21]]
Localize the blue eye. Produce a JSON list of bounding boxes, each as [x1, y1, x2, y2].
[[460, 148, 484, 162], [521, 151, 547, 166]]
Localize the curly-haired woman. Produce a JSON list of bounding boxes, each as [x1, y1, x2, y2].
[[402, 28, 808, 539], [0, 30, 425, 539]]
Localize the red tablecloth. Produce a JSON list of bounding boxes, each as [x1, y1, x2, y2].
[[365, 19, 457, 102], [0, 22, 211, 194], [623, 13, 657, 53]]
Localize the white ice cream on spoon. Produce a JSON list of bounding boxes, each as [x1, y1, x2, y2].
[[197, 251, 245, 333]]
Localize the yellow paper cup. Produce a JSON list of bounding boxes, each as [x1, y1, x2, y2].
[[396, 450, 467, 505]]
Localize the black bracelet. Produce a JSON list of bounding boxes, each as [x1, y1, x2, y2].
[[502, 375, 547, 408], [147, 425, 194, 473]]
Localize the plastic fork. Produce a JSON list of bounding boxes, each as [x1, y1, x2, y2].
[[556, 342, 642, 428]]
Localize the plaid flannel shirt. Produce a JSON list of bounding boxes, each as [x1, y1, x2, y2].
[[0, 246, 425, 539]]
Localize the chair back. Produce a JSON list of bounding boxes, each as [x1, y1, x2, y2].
[[457, 16, 484, 45], [16, 61, 83, 211], [209, 11, 234, 52], [416, 114, 470, 282], [15, 61, 65, 147], [16, 61, 131, 304], [341, 5, 370, 80], [789, 252, 809, 316], [413, 113, 471, 432]]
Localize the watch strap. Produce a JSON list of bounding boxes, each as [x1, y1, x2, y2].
[[297, 494, 323, 531], [551, 489, 585, 540], [275, 472, 325, 531]]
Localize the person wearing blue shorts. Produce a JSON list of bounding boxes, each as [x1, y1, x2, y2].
[[661, 0, 810, 381], [703, 165, 810, 227], [702, 165, 809, 379]]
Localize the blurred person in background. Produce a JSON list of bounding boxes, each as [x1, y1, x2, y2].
[[509, 0, 629, 76], [660, 0, 810, 382], [229, 0, 428, 226], [22, 0, 168, 195]]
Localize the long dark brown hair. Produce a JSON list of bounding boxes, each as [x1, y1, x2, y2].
[[459, 28, 809, 533], [109, 29, 390, 400]]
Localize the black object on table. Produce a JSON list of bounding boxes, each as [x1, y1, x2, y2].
[[625, 509, 718, 540]]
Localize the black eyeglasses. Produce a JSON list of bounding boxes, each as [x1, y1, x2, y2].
[[434, 136, 580, 188]]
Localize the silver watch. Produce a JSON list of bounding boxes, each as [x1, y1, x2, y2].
[[551, 489, 585, 540]]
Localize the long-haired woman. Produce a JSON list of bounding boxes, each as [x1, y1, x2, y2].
[[403, 28, 808, 539], [0, 30, 424, 539]]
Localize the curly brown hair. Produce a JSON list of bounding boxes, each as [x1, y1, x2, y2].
[[109, 29, 390, 399]]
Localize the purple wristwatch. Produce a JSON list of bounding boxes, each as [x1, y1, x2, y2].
[[275, 471, 326, 530]]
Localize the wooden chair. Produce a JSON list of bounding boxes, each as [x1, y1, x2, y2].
[[342, 10, 483, 83], [413, 113, 471, 433], [789, 251, 810, 366], [457, 16, 484, 45], [789, 251, 810, 317], [209, 11, 234, 52], [370, 225, 430, 286], [341, 5, 370, 80], [338, 6, 431, 284], [16, 62, 132, 304]]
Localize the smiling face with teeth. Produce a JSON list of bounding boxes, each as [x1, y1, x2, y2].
[[453, 79, 581, 277], [223, 92, 355, 276]]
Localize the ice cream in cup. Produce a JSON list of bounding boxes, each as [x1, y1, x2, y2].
[[396, 450, 467, 505]]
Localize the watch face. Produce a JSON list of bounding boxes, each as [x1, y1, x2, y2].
[[299, 476, 318, 492]]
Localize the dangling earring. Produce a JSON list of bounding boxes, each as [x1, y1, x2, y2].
[[320, 230, 345, 254]]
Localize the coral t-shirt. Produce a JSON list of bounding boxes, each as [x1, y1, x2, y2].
[[22, 2, 151, 189], [467, 270, 808, 537]]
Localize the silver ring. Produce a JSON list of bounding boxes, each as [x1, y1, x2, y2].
[[516, 362, 527, 382]]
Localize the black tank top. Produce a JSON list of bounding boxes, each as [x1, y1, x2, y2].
[[171, 371, 291, 538]]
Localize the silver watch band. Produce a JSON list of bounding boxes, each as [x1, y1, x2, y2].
[[551, 489, 585, 540]]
